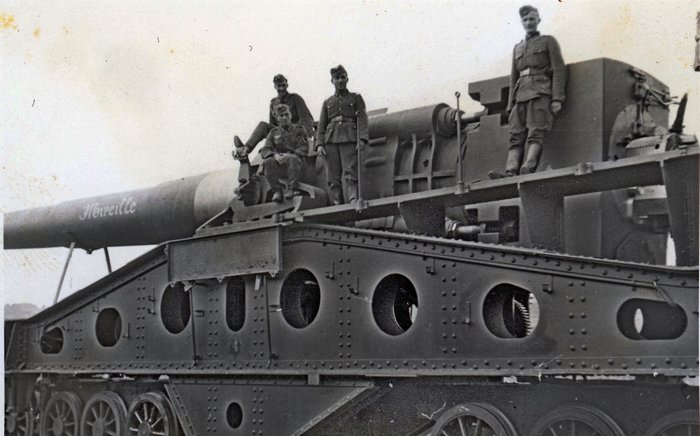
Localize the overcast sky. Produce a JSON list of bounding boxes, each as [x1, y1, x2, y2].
[[2, 0, 699, 307]]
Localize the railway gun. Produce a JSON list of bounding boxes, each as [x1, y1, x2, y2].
[[4, 58, 699, 436]]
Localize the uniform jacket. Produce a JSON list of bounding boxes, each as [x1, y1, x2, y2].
[[508, 32, 566, 111], [260, 124, 309, 159], [316, 90, 369, 148], [269, 93, 314, 133]]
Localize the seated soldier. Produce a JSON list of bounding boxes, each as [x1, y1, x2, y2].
[[234, 74, 314, 158], [259, 104, 309, 202]]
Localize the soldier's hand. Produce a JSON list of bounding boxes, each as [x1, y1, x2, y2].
[[550, 101, 562, 115], [316, 146, 327, 156]]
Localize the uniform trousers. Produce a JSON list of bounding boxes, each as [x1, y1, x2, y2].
[[247, 122, 274, 150], [260, 153, 302, 191], [325, 142, 357, 188], [509, 95, 553, 149]]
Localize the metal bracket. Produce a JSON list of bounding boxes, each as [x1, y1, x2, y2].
[[308, 373, 320, 386], [425, 257, 436, 275], [464, 301, 472, 325], [653, 280, 678, 307], [325, 261, 335, 279]]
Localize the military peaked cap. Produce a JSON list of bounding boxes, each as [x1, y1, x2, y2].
[[330, 65, 347, 78], [273, 74, 288, 84], [519, 5, 539, 17]]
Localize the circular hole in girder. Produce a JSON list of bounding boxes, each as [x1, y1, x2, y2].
[[40, 327, 64, 354], [617, 298, 687, 340], [95, 308, 122, 347], [226, 277, 246, 332], [161, 283, 191, 334], [226, 402, 243, 429], [280, 269, 321, 328], [483, 283, 539, 338], [372, 274, 419, 336]]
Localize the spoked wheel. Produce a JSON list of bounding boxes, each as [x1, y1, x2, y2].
[[80, 391, 128, 436], [39, 391, 83, 436], [530, 405, 624, 436], [431, 403, 517, 436], [644, 410, 700, 436], [127, 392, 177, 436], [5, 407, 34, 436]]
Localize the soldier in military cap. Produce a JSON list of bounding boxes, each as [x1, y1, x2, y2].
[[259, 104, 309, 202], [234, 74, 314, 158], [489, 5, 566, 179], [316, 65, 369, 205]]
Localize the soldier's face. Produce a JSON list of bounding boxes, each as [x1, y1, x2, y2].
[[332, 74, 348, 91], [275, 80, 288, 95], [276, 110, 292, 127], [521, 12, 540, 34]]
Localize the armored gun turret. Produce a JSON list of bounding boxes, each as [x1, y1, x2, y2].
[[4, 58, 699, 436]]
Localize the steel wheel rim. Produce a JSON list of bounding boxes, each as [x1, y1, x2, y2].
[[644, 410, 700, 436], [440, 415, 492, 436], [5, 408, 33, 436], [530, 405, 624, 436], [127, 392, 175, 436], [538, 420, 600, 435], [432, 403, 517, 436], [654, 424, 700, 436], [80, 392, 127, 436], [40, 392, 82, 436]]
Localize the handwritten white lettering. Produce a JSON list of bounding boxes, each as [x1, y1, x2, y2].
[[78, 197, 138, 221]]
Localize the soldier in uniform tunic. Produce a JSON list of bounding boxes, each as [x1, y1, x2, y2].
[[234, 74, 314, 158], [259, 104, 309, 202], [489, 5, 566, 179], [315, 65, 369, 205]]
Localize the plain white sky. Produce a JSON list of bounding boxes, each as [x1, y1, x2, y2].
[[2, 0, 699, 307]]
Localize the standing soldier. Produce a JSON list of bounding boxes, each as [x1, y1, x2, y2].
[[489, 5, 566, 179], [259, 104, 309, 202], [316, 65, 369, 205], [234, 74, 314, 158]]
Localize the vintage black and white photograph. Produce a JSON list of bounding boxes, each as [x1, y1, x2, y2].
[[2, 1, 699, 434]]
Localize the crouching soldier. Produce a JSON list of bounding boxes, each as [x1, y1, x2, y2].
[[234, 74, 314, 158], [259, 104, 309, 202]]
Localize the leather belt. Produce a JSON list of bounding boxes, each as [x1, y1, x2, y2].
[[330, 116, 354, 123], [519, 67, 548, 77]]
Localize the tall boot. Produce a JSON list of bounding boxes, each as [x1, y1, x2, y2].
[[488, 148, 523, 179], [233, 135, 246, 150], [519, 143, 542, 175], [346, 183, 358, 203], [329, 185, 343, 205], [232, 135, 248, 160]]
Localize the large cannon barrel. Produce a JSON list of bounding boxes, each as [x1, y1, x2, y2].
[[4, 170, 235, 250], [368, 103, 459, 140]]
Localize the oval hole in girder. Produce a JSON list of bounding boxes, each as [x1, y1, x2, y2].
[[161, 283, 191, 334], [372, 274, 419, 336], [281, 269, 320, 329], [95, 308, 122, 347], [483, 283, 539, 339], [226, 402, 243, 429], [225, 277, 246, 332], [617, 298, 687, 340], [40, 327, 64, 354]]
